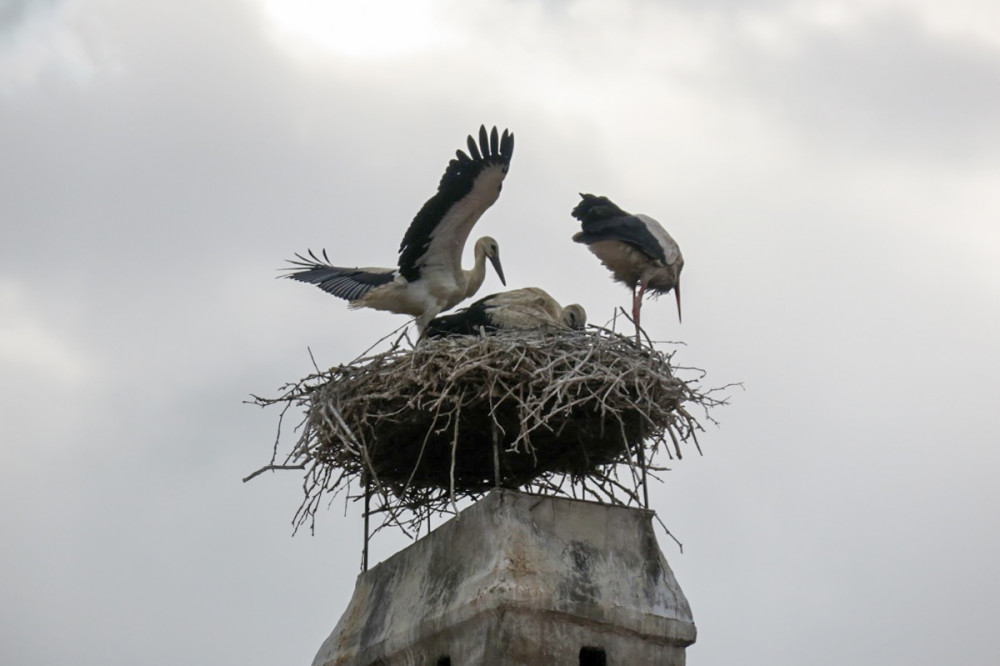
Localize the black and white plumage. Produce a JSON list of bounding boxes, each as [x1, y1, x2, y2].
[[424, 287, 587, 339], [284, 126, 514, 332], [571, 193, 683, 338]]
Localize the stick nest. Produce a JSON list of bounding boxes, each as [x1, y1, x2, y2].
[[249, 327, 728, 535]]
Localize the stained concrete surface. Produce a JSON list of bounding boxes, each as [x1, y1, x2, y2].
[[312, 490, 695, 666]]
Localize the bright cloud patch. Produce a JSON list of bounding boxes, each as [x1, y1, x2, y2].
[[0, 281, 90, 384], [256, 0, 451, 59]]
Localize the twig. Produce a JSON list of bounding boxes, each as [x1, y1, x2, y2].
[[242, 463, 306, 483]]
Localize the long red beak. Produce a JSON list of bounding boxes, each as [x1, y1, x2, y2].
[[674, 281, 682, 323]]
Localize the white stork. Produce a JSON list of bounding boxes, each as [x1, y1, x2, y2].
[[284, 125, 514, 332], [571, 193, 683, 341], [423, 287, 587, 338]]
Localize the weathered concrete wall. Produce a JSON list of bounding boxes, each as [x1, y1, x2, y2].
[[313, 490, 695, 666]]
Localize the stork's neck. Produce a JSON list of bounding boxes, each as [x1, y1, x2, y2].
[[462, 245, 488, 299]]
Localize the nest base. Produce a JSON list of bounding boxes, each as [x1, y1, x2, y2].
[[250, 328, 726, 535]]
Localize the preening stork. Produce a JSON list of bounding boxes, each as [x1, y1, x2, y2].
[[571, 193, 683, 341], [284, 126, 514, 332], [424, 287, 587, 338]]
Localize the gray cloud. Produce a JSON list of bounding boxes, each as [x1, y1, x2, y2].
[[722, 12, 1000, 162], [2, 1, 999, 665], [0, 0, 58, 36]]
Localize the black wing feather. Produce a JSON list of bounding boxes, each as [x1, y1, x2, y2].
[[282, 251, 395, 302], [500, 129, 513, 159], [479, 125, 489, 157], [423, 295, 497, 338], [571, 193, 632, 224], [571, 193, 667, 264], [467, 135, 481, 161], [397, 125, 515, 282]]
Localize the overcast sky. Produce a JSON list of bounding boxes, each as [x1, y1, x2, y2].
[[2, 0, 999, 664]]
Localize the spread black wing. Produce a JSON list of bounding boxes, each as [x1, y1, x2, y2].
[[397, 126, 514, 282], [282, 249, 395, 302], [571, 193, 668, 264]]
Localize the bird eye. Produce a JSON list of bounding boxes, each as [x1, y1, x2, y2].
[[497, 184, 503, 192]]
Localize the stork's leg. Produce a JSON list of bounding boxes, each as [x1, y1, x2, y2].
[[629, 286, 639, 343], [633, 282, 647, 345], [415, 306, 442, 339]]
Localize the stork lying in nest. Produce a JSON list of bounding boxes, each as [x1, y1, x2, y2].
[[423, 287, 586, 338]]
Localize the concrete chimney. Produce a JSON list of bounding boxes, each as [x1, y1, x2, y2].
[[312, 490, 695, 665]]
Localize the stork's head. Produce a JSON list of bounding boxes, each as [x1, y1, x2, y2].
[[476, 236, 506, 286], [562, 304, 587, 330]]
